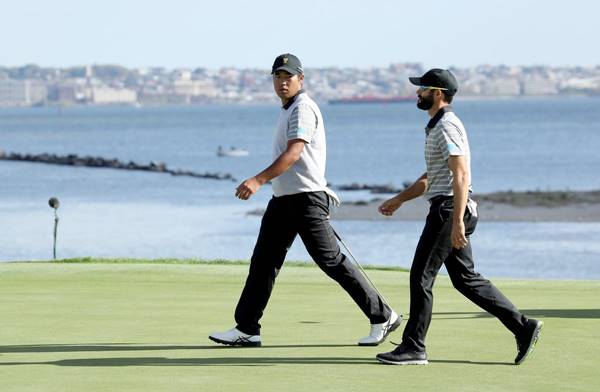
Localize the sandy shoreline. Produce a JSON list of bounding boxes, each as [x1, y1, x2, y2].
[[247, 190, 600, 222], [331, 196, 600, 222]]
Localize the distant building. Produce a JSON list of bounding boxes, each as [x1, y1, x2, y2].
[[48, 82, 79, 103], [460, 76, 485, 96], [172, 79, 218, 98], [521, 76, 559, 95], [0, 79, 47, 106], [91, 86, 137, 104], [483, 77, 521, 96], [460, 75, 521, 96], [138, 91, 189, 105], [560, 77, 600, 94]]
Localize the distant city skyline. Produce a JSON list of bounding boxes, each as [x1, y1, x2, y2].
[[1, 0, 597, 69], [2, 62, 598, 108]]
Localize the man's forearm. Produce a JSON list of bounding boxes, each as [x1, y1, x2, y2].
[[395, 173, 428, 203], [452, 170, 470, 222], [255, 150, 301, 185]]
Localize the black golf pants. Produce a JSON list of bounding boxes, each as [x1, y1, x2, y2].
[[234, 191, 390, 335], [401, 196, 529, 352]]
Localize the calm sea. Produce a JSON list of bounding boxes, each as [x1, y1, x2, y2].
[[1, 97, 599, 278]]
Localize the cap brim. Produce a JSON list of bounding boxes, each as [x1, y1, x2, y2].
[[272, 65, 302, 75], [408, 76, 422, 86]]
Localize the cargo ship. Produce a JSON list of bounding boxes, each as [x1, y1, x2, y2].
[[328, 95, 414, 104]]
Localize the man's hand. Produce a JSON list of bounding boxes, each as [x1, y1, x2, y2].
[[378, 197, 403, 216], [451, 220, 468, 249], [235, 177, 262, 200]]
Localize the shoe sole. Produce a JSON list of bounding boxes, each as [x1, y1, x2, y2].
[[376, 356, 429, 365], [358, 315, 403, 346], [515, 321, 543, 365], [209, 336, 262, 347]]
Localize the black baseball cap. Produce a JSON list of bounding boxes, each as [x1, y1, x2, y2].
[[409, 68, 458, 95], [271, 53, 303, 75]]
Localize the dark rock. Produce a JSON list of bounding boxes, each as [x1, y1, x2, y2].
[[0, 150, 236, 182]]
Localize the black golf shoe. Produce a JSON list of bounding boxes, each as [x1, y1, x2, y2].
[[376, 344, 428, 365], [514, 318, 543, 365]]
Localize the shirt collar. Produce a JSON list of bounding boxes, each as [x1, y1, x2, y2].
[[425, 106, 453, 133], [282, 89, 305, 110]]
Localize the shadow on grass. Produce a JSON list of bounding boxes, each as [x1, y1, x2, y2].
[[0, 356, 513, 367], [0, 356, 376, 367], [0, 343, 356, 354], [433, 308, 600, 319], [429, 359, 512, 366]]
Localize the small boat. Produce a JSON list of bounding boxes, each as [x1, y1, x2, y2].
[[217, 146, 249, 157]]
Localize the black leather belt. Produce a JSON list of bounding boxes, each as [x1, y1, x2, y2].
[[428, 195, 453, 205]]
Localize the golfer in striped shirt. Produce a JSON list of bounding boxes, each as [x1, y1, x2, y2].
[[375, 69, 543, 365], [209, 54, 399, 348]]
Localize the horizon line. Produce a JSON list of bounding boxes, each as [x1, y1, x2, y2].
[[2, 62, 600, 71]]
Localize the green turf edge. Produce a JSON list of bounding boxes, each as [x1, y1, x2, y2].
[[4, 257, 410, 272]]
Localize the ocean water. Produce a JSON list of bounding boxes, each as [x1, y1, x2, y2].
[[1, 97, 599, 279]]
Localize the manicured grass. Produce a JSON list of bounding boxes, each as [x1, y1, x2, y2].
[[46, 257, 410, 271], [0, 260, 598, 391]]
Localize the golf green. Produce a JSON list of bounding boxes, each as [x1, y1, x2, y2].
[[1, 260, 598, 391]]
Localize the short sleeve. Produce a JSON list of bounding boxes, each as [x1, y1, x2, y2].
[[435, 121, 467, 161], [287, 104, 317, 142]]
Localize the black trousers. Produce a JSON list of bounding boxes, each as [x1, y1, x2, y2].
[[401, 196, 529, 352], [235, 191, 391, 335]]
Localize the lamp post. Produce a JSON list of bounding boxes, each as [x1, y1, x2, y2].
[[48, 197, 60, 260]]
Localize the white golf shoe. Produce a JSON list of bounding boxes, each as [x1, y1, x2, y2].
[[358, 310, 402, 346], [209, 327, 261, 347]]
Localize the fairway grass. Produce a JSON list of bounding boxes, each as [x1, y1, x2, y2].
[[1, 260, 598, 391]]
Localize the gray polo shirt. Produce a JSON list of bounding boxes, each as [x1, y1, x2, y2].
[[424, 106, 472, 200], [271, 91, 340, 204]]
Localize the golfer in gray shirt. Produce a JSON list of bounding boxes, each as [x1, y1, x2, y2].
[[209, 53, 400, 347], [375, 69, 543, 366]]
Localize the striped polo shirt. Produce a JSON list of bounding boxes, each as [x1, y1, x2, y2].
[[424, 106, 472, 200], [271, 90, 340, 204]]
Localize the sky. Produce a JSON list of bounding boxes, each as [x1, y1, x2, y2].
[[0, 0, 595, 70]]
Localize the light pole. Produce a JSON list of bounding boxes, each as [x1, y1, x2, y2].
[[48, 197, 60, 260]]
